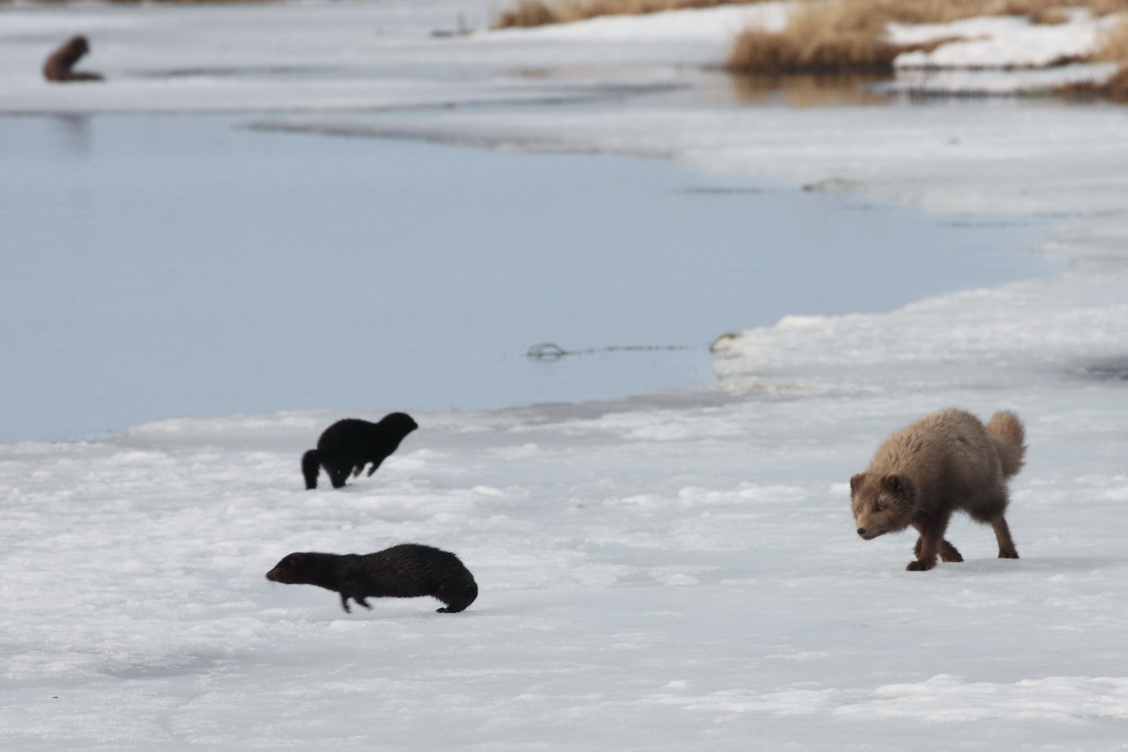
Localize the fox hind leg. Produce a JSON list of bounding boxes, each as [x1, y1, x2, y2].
[[992, 516, 1019, 559]]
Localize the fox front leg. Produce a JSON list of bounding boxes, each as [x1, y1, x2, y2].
[[908, 513, 953, 571], [914, 535, 963, 562]]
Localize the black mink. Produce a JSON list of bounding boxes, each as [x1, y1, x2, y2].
[[265, 543, 478, 614], [301, 413, 418, 490], [43, 36, 104, 82]]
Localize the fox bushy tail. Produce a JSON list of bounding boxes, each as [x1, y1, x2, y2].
[[986, 411, 1026, 478]]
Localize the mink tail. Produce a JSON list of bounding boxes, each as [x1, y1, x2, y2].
[[301, 449, 321, 490], [986, 410, 1026, 479]]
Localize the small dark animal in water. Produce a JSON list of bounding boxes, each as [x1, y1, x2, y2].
[[43, 36, 104, 82], [850, 408, 1025, 571], [302, 413, 418, 490], [265, 543, 478, 614]]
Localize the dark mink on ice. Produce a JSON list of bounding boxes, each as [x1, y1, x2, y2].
[[265, 543, 478, 614], [43, 36, 104, 82], [301, 413, 417, 490]]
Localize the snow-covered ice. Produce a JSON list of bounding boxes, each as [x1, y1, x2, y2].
[[3, 1, 1128, 750], [5, 381, 1128, 749], [889, 9, 1111, 69]]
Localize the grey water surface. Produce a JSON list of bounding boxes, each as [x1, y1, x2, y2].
[[0, 113, 1057, 442]]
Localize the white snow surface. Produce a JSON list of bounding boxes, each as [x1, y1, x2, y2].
[[4, 1, 1128, 750]]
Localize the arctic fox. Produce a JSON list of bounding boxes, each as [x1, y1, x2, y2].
[[850, 408, 1025, 571]]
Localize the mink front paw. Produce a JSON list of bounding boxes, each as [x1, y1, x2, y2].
[[906, 559, 936, 571]]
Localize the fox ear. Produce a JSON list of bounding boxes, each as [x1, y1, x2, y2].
[[880, 474, 903, 494], [850, 473, 866, 494]]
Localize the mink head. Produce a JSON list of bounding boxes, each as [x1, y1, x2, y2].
[[381, 412, 419, 438], [58, 36, 90, 65], [265, 552, 331, 585], [850, 472, 915, 540]]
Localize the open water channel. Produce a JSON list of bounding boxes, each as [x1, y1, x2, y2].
[[1, 112, 1057, 442]]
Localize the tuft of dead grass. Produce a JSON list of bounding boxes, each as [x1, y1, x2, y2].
[[1054, 64, 1128, 100], [726, 1, 904, 74], [1060, 16, 1128, 100], [1102, 63, 1128, 97], [1095, 16, 1128, 61], [726, 22, 900, 74], [495, 0, 559, 28]]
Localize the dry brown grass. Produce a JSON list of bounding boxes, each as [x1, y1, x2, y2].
[[1058, 16, 1128, 99], [495, 1, 559, 27], [726, 3, 966, 73], [1095, 16, 1128, 61], [728, 1, 900, 73], [1101, 63, 1128, 97], [727, 28, 898, 72], [1054, 63, 1128, 99], [727, 0, 1128, 74]]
